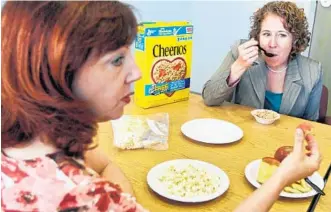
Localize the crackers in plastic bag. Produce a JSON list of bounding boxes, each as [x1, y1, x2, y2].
[[111, 113, 169, 150]]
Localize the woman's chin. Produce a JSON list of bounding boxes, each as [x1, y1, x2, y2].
[[96, 112, 123, 123], [111, 113, 124, 120], [94, 105, 125, 122], [265, 58, 280, 66]]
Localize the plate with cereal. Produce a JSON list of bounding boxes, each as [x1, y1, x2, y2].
[[147, 159, 230, 202]]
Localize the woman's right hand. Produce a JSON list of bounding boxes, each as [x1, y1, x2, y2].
[[228, 39, 259, 85], [235, 39, 259, 69]]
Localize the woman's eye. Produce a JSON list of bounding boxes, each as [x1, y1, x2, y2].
[[111, 56, 125, 66], [262, 33, 271, 37], [279, 34, 287, 38]]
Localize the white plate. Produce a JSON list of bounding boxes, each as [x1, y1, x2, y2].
[[181, 118, 243, 144], [245, 159, 325, 198], [147, 159, 230, 202]]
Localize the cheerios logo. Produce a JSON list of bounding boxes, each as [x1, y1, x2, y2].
[[152, 44, 187, 57]]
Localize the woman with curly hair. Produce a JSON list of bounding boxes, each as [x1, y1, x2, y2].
[[202, 1, 323, 121]]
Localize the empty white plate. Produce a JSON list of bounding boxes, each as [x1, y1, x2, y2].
[[245, 159, 325, 198], [147, 159, 230, 203], [181, 118, 243, 144]]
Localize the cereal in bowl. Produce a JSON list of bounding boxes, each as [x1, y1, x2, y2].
[[255, 110, 278, 119], [251, 109, 280, 125]]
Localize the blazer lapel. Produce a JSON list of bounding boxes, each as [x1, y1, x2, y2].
[[279, 58, 303, 114], [249, 57, 267, 108]]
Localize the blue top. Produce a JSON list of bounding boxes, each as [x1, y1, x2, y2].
[[264, 90, 283, 113]]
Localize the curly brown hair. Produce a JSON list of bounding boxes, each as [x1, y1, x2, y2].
[[1, 1, 137, 157], [249, 1, 311, 59]]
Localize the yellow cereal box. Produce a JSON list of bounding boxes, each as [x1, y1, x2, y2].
[[134, 21, 193, 108]]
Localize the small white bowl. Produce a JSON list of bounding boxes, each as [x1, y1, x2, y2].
[[251, 109, 280, 125]]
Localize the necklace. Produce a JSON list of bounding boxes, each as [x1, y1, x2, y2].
[[267, 65, 288, 73]]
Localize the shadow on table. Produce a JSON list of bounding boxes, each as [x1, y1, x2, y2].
[[181, 133, 243, 148], [147, 186, 229, 206], [278, 196, 313, 203]]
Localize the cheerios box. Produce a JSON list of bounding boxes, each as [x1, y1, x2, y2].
[[134, 21, 193, 108]]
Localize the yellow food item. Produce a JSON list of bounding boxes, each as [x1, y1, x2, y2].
[[291, 180, 312, 193], [300, 179, 312, 191], [257, 159, 279, 184], [284, 186, 300, 193]]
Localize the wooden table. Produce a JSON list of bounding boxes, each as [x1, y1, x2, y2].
[[96, 94, 331, 212]]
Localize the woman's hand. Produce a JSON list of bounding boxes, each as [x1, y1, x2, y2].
[[235, 39, 259, 69], [276, 126, 322, 186], [228, 39, 259, 85]]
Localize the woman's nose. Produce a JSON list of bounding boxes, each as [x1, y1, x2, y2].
[[126, 62, 141, 84], [268, 35, 277, 48]]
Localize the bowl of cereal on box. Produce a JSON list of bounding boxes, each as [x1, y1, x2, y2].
[[251, 109, 280, 125]]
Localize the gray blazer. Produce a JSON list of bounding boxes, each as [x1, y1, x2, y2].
[[202, 40, 323, 121]]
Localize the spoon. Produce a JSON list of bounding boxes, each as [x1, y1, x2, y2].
[[258, 45, 277, 57]]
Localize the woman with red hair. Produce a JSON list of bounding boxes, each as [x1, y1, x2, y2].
[[1, 1, 144, 211]]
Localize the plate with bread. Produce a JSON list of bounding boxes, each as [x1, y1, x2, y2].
[[245, 123, 324, 198]]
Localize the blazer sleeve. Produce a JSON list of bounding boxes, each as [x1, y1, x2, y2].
[[303, 62, 323, 121], [202, 40, 241, 106]]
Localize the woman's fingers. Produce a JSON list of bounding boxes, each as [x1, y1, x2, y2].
[[246, 55, 259, 64], [306, 134, 321, 163], [239, 40, 258, 54], [236, 39, 259, 68], [242, 48, 259, 61], [293, 128, 305, 155], [239, 44, 258, 66], [242, 46, 258, 56], [242, 39, 258, 49]]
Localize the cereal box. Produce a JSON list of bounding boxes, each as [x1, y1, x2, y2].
[[134, 21, 193, 108]]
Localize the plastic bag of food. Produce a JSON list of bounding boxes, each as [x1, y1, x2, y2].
[[110, 113, 169, 150]]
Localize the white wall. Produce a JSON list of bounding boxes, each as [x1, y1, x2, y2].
[[126, 0, 317, 93], [2, 0, 317, 94]]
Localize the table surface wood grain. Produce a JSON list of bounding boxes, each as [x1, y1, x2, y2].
[[96, 94, 331, 212]]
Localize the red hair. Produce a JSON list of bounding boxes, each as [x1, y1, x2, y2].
[[1, 1, 137, 157]]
